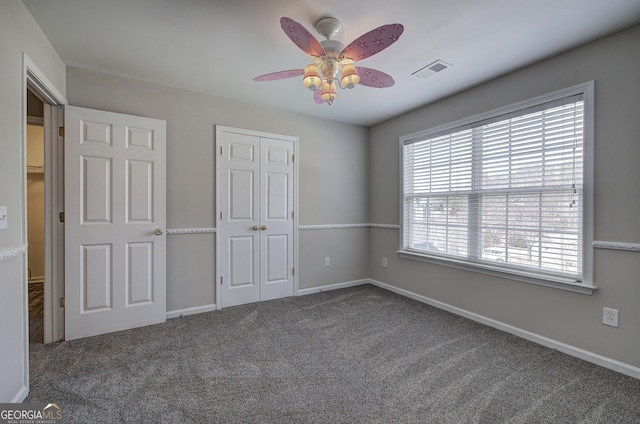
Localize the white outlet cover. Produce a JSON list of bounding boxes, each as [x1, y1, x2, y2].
[[603, 307, 619, 327]]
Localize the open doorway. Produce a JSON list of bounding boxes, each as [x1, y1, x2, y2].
[[26, 89, 46, 344], [23, 55, 67, 344]]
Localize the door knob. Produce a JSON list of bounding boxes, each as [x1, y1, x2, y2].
[[261, 225, 268, 231], [154, 228, 164, 236], [252, 225, 259, 231]]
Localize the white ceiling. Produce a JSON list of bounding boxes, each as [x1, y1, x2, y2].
[[23, 0, 640, 127]]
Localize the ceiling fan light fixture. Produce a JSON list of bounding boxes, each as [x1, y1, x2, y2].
[[340, 63, 360, 89], [303, 64, 322, 90], [254, 17, 404, 105], [321, 81, 338, 104]]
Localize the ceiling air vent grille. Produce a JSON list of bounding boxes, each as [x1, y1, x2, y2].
[[412, 60, 452, 78]]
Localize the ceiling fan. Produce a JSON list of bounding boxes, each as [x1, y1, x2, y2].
[[253, 16, 404, 105]]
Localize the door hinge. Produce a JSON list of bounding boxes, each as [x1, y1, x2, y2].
[[292, 211, 294, 219], [59, 212, 65, 223], [220, 146, 223, 155], [292, 268, 295, 276], [58, 126, 65, 137], [59, 297, 65, 308], [220, 276, 223, 286], [220, 211, 223, 220], [292, 154, 295, 162]]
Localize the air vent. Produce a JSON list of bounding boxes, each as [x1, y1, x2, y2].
[[412, 60, 452, 78]]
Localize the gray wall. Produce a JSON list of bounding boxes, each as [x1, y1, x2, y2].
[[369, 24, 640, 368], [66, 67, 370, 311], [0, 1, 66, 402]]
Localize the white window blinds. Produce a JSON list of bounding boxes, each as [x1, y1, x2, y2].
[[403, 94, 584, 281]]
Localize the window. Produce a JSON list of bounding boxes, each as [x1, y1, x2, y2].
[[400, 83, 594, 293]]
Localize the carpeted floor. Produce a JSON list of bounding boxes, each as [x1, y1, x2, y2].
[[26, 285, 640, 423], [28, 281, 44, 344]]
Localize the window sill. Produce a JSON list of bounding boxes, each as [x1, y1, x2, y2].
[[397, 250, 597, 295]]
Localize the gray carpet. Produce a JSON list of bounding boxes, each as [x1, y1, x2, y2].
[[28, 281, 44, 344], [26, 285, 640, 423]]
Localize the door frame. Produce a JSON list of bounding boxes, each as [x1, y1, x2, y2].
[[23, 54, 67, 344], [19, 54, 67, 399], [214, 125, 299, 309]]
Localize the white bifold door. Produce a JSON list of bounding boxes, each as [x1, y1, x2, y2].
[[64, 106, 166, 340], [217, 126, 297, 308]]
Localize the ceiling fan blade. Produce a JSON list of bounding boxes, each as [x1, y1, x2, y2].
[[356, 67, 395, 88], [253, 69, 304, 82], [340, 24, 404, 62], [313, 89, 324, 104], [280, 17, 326, 57]]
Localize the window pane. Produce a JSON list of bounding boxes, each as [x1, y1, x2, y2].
[[403, 92, 584, 281], [477, 181, 581, 275], [405, 130, 473, 195]]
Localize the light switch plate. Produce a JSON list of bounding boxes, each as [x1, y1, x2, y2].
[[0, 206, 7, 230]]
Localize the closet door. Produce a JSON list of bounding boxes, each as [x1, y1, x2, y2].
[[217, 127, 296, 308], [218, 131, 261, 307], [260, 137, 294, 301]]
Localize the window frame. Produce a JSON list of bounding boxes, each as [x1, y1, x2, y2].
[[398, 82, 595, 295]]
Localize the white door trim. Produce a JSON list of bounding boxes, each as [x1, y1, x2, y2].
[[24, 55, 68, 344], [43, 104, 65, 343], [19, 53, 68, 402], [215, 125, 299, 309]]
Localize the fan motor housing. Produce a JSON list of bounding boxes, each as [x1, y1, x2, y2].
[[321, 39, 344, 57], [316, 16, 341, 39]]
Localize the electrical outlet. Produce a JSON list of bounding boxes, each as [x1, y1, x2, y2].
[[325, 257, 330, 266], [382, 257, 388, 268], [603, 307, 619, 327]]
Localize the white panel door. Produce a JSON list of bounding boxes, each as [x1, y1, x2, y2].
[[218, 132, 261, 307], [260, 138, 294, 301], [65, 106, 166, 340], [218, 127, 295, 308]]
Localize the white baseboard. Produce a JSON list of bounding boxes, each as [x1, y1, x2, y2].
[[165, 280, 367, 318], [166, 281, 367, 318], [11, 385, 29, 403], [297, 279, 369, 296], [368, 279, 640, 380], [166, 304, 217, 319]]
